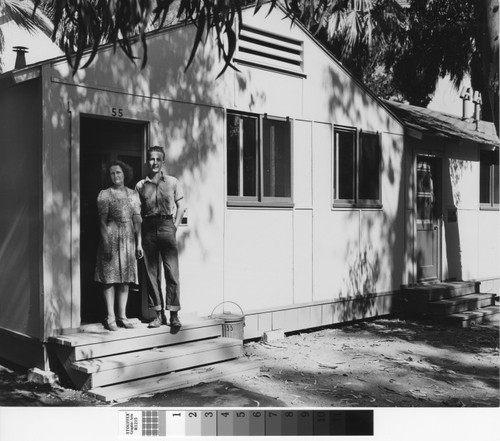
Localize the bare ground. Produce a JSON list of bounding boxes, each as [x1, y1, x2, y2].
[[232, 318, 500, 407], [0, 317, 498, 407]]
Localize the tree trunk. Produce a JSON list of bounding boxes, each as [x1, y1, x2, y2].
[[478, 0, 499, 134]]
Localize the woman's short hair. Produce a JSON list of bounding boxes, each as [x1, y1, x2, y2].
[[147, 145, 166, 160], [104, 160, 133, 187]]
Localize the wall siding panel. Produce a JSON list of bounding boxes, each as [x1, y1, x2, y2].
[[0, 79, 42, 338], [293, 210, 313, 305], [224, 210, 294, 313]]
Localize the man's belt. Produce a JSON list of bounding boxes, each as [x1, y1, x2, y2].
[[145, 214, 173, 219]]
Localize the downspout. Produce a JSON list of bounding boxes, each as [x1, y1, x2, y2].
[[68, 100, 73, 327]]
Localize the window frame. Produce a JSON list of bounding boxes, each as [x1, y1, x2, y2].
[[333, 126, 382, 209], [479, 148, 499, 210], [333, 126, 357, 206], [226, 110, 294, 208], [226, 111, 260, 204]]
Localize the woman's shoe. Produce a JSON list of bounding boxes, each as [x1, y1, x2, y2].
[[117, 318, 135, 329], [104, 318, 119, 331]]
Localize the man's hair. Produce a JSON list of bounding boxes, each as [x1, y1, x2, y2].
[[147, 145, 165, 160]]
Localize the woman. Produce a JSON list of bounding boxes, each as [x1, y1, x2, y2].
[[94, 160, 143, 331]]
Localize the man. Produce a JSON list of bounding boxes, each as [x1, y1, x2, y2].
[[135, 146, 186, 328]]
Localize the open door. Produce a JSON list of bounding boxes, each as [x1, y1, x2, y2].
[[80, 115, 148, 324], [416, 155, 441, 282]]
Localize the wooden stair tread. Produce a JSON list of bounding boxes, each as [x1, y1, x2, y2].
[[402, 281, 477, 302], [406, 281, 473, 289], [70, 326, 223, 362], [403, 281, 475, 293], [49, 317, 223, 347], [88, 359, 261, 402], [79, 338, 243, 389], [445, 305, 500, 320], [430, 293, 495, 306], [428, 293, 495, 316], [399, 281, 498, 328], [72, 337, 242, 373]]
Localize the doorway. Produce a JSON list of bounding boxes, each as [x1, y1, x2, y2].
[[415, 155, 442, 282], [80, 115, 148, 324]]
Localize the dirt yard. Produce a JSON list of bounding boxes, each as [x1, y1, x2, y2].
[[0, 317, 498, 408], [233, 318, 500, 407]]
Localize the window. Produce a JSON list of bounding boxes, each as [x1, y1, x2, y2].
[[227, 112, 292, 206], [334, 128, 381, 207], [480, 149, 499, 208], [227, 113, 258, 200]]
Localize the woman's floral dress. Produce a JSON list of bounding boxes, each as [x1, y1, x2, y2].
[[94, 187, 141, 284]]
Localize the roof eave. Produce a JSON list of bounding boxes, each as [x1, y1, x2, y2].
[[0, 66, 41, 92], [404, 122, 499, 149]]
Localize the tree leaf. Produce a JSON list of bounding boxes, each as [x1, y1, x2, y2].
[[184, 6, 205, 71]]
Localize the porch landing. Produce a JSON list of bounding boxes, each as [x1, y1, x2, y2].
[[400, 281, 499, 327], [48, 316, 260, 402]]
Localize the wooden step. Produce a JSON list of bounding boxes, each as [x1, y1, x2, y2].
[[88, 359, 261, 402], [70, 337, 243, 390], [428, 293, 496, 316], [400, 281, 478, 314], [402, 281, 477, 303], [441, 305, 500, 328], [49, 317, 223, 361]]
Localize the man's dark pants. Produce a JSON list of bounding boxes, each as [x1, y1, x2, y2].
[[142, 216, 180, 313]]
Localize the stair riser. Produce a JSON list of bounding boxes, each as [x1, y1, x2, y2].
[[72, 325, 222, 361], [444, 310, 500, 328], [402, 283, 477, 303], [88, 345, 243, 389], [89, 360, 261, 402], [429, 297, 495, 316]]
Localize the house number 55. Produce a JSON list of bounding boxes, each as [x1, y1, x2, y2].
[[111, 107, 123, 117]]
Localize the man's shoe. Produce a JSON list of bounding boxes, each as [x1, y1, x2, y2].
[[148, 316, 162, 328], [161, 311, 168, 325], [170, 314, 182, 328]]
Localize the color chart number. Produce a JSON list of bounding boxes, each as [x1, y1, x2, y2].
[[119, 409, 374, 437]]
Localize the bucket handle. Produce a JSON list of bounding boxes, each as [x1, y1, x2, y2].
[[210, 301, 244, 318]]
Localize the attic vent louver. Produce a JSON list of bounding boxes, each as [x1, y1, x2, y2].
[[235, 24, 304, 77]]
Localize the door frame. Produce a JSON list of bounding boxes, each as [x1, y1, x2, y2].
[[414, 153, 443, 283], [74, 111, 151, 325]]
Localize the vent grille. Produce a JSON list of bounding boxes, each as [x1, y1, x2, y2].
[[235, 24, 304, 76]]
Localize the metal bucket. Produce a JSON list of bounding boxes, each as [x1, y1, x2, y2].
[[210, 301, 245, 340]]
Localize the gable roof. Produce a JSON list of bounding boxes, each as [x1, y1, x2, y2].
[[0, 3, 403, 122], [384, 100, 499, 148]]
